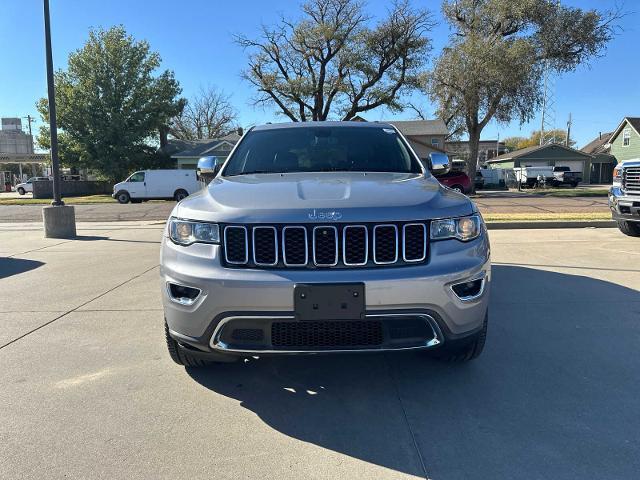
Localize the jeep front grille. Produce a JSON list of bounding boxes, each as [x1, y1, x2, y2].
[[624, 167, 640, 192], [222, 222, 428, 269]]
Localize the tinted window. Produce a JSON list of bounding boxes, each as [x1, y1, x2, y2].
[[223, 127, 421, 176], [129, 172, 145, 182]]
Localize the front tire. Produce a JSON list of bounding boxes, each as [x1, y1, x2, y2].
[[432, 312, 488, 362], [165, 322, 237, 367], [17, 187, 25, 195], [174, 189, 188, 202], [617, 220, 640, 237], [116, 191, 130, 204], [450, 185, 464, 193]]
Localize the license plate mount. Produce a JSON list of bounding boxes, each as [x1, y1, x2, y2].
[[294, 283, 365, 321]]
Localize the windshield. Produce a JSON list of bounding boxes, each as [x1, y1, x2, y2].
[[223, 126, 422, 176]]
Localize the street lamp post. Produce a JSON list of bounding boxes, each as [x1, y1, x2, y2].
[[41, 0, 76, 238]]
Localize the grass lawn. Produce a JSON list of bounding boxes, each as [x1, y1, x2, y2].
[[534, 188, 609, 197], [0, 195, 116, 205], [483, 212, 612, 222]]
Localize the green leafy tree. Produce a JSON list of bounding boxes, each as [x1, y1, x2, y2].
[[236, 0, 432, 121], [428, 0, 619, 188], [37, 26, 184, 181], [504, 129, 574, 151]]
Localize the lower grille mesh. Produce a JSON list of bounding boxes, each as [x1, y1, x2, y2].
[[271, 321, 383, 349]]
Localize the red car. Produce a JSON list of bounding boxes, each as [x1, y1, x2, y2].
[[434, 170, 472, 194]]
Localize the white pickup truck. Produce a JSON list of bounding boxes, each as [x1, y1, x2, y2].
[[513, 166, 554, 188]]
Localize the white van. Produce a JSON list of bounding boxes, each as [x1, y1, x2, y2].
[[112, 170, 200, 204]]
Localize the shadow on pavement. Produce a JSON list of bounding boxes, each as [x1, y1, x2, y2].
[[0, 257, 44, 279], [74, 235, 161, 244], [187, 266, 640, 479]]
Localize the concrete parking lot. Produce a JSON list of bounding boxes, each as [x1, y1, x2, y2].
[[1, 224, 639, 479]]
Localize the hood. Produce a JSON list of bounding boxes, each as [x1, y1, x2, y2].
[[176, 172, 475, 223]]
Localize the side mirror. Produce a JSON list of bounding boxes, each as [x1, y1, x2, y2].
[[197, 156, 220, 184], [428, 152, 450, 175]]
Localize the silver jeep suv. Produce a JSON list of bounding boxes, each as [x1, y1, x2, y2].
[[160, 122, 490, 366]]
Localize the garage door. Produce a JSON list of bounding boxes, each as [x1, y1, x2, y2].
[[521, 161, 549, 168], [554, 160, 584, 173]]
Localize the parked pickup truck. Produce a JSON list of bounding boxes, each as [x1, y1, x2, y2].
[[609, 159, 640, 237], [551, 166, 582, 187], [160, 122, 490, 367], [513, 166, 554, 188]]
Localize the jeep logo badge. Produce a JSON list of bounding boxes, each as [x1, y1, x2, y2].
[[308, 209, 343, 221]]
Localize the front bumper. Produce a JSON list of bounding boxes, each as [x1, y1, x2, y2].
[[609, 187, 640, 222], [160, 232, 491, 354]]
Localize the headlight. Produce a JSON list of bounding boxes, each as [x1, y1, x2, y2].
[[613, 166, 623, 188], [169, 217, 220, 246], [430, 214, 483, 242]]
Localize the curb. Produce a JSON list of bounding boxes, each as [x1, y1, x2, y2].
[[486, 220, 616, 230]]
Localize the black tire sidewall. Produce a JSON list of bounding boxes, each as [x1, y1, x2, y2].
[[17, 187, 25, 195], [116, 191, 130, 204]]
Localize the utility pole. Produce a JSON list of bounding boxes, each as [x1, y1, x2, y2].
[[566, 113, 572, 147], [22, 114, 35, 153], [44, 0, 62, 206], [42, 0, 76, 238]]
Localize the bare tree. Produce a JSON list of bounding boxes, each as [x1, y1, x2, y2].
[[170, 86, 238, 140], [236, 0, 432, 121]]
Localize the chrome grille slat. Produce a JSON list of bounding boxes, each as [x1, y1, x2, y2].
[[343, 225, 368, 266], [373, 224, 398, 265], [403, 223, 427, 262], [282, 226, 308, 266], [624, 167, 640, 191], [313, 226, 339, 266], [253, 226, 278, 266], [224, 226, 248, 264]]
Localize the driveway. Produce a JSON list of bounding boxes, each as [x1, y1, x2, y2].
[[1, 224, 639, 479]]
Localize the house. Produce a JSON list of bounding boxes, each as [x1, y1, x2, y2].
[[608, 117, 640, 164], [486, 143, 596, 183], [168, 132, 242, 169], [580, 132, 617, 184], [446, 139, 508, 165], [385, 120, 449, 161]]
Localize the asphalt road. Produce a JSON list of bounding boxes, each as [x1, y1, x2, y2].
[[1, 224, 639, 479], [0, 194, 610, 223]]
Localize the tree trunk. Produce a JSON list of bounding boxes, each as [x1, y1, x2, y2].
[[466, 127, 481, 195], [159, 126, 168, 148]]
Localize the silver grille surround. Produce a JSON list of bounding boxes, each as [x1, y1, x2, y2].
[[372, 224, 399, 265], [403, 223, 427, 263], [312, 226, 339, 267], [223, 226, 248, 264], [252, 226, 278, 266], [222, 222, 428, 269], [624, 167, 640, 192], [343, 225, 369, 266], [282, 226, 308, 266]]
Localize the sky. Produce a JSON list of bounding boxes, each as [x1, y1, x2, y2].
[[0, 0, 638, 149]]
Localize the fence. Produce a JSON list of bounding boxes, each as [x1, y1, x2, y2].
[[32, 180, 112, 199]]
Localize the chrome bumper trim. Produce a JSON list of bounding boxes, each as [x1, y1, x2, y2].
[[209, 313, 444, 354]]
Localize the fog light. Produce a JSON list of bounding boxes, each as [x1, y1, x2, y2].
[[167, 283, 201, 305], [451, 277, 485, 300]]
